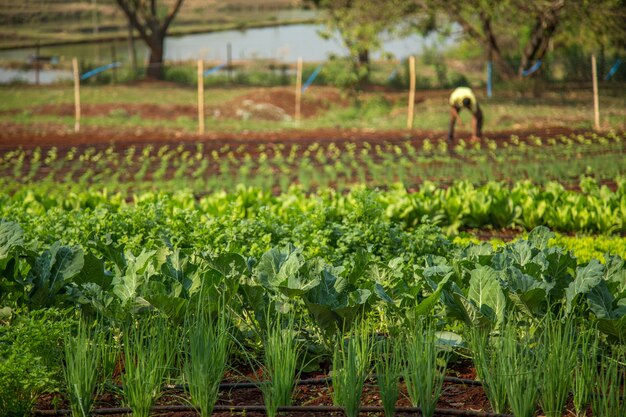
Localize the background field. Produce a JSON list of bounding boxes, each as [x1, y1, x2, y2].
[[0, 0, 312, 49]]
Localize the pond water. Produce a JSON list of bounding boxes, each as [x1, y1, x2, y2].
[[0, 23, 455, 84]]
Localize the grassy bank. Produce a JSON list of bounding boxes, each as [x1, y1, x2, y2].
[[1, 81, 625, 133], [0, 0, 315, 50]]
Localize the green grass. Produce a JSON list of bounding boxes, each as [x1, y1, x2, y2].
[[122, 317, 177, 417], [184, 304, 231, 417], [258, 314, 301, 417], [467, 327, 508, 414], [375, 337, 401, 417], [402, 319, 447, 417], [539, 315, 577, 417], [331, 322, 373, 417], [1, 82, 625, 133], [63, 320, 100, 417]]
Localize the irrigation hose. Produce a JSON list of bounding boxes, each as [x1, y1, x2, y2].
[[185, 375, 483, 390], [34, 404, 513, 416]]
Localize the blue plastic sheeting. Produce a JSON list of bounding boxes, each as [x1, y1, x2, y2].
[[521, 60, 542, 77], [80, 62, 122, 80], [204, 62, 227, 77], [301, 65, 323, 94], [605, 58, 622, 80], [486, 61, 493, 98]]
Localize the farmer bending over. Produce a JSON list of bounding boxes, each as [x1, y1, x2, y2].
[[448, 86, 483, 142]]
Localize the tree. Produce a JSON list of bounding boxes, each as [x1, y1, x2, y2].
[[432, 0, 626, 80], [311, 0, 422, 93], [114, 0, 185, 79]]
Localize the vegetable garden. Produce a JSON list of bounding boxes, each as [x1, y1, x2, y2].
[[1, 129, 626, 417]]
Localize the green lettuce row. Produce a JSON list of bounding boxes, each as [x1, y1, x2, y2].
[[2, 220, 626, 340]]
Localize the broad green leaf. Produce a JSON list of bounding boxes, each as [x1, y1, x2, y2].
[[423, 265, 453, 280], [435, 331, 463, 349], [465, 242, 495, 259], [373, 283, 394, 304], [209, 252, 248, 278], [510, 241, 534, 266], [305, 268, 342, 309], [587, 282, 615, 319], [604, 254, 626, 296], [334, 289, 371, 323], [565, 260, 605, 314], [27, 243, 85, 307], [144, 293, 188, 323], [597, 316, 626, 339], [347, 288, 371, 306], [91, 234, 126, 275], [129, 249, 157, 275], [439, 281, 468, 323], [455, 292, 490, 328], [303, 300, 341, 336], [543, 248, 576, 299], [240, 282, 270, 323], [508, 288, 547, 318], [0, 306, 12, 320], [257, 246, 303, 289], [277, 258, 323, 297], [527, 226, 555, 250], [501, 267, 547, 317], [468, 266, 506, 325], [0, 220, 23, 263], [347, 248, 370, 284], [414, 271, 453, 316], [73, 252, 110, 289]]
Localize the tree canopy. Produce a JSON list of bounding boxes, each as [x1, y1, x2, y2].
[[426, 0, 626, 79]]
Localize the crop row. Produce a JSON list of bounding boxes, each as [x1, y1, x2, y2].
[[9, 313, 624, 417], [3, 218, 625, 338], [2, 220, 626, 416], [1, 132, 624, 191], [2, 180, 626, 259]]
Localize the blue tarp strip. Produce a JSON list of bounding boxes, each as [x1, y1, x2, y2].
[[204, 62, 227, 77], [80, 62, 122, 80], [301, 65, 323, 93], [522, 60, 542, 77], [605, 58, 622, 80], [487, 61, 493, 98]]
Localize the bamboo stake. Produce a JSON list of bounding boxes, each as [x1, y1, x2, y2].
[[295, 57, 303, 125], [591, 54, 600, 131], [72, 57, 80, 133], [407, 56, 416, 129], [197, 60, 205, 134]]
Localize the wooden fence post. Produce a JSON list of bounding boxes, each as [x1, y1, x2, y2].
[[591, 54, 600, 131], [295, 57, 303, 125], [407, 56, 416, 129], [72, 57, 80, 133], [198, 60, 205, 134]]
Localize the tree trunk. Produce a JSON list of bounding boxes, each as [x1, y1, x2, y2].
[[146, 39, 164, 79], [479, 15, 516, 80], [114, 0, 184, 81], [358, 49, 369, 66], [517, 3, 563, 77], [357, 48, 370, 85]]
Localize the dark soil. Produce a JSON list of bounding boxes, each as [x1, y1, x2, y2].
[[0, 120, 591, 152], [33, 360, 497, 417]]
